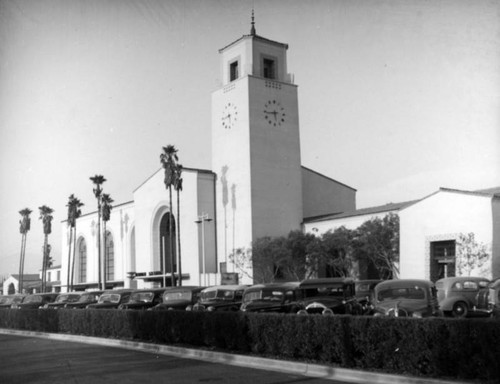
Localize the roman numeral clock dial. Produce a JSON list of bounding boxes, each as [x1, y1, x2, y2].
[[222, 102, 238, 129], [263, 100, 285, 127]]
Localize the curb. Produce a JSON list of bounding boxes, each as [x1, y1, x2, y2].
[[0, 328, 470, 384]]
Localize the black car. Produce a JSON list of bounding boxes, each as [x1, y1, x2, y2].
[[64, 291, 103, 309], [12, 293, 59, 309], [86, 289, 135, 309], [118, 288, 167, 310], [297, 278, 362, 315], [150, 286, 206, 311], [240, 282, 301, 313], [42, 293, 82, 309], [0, 294, 26, 309], [191, 285, 247, 312]]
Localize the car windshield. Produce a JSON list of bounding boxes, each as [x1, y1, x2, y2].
[[243, 289, 284, 303], [24, 295, 43, 303], [201, 289, 234, 301], [0, 296, 10, 304], [98, 293, 121, 304], [302, 285, 345, 298], [377, 286, 426, 301], [163, 291, 192, 301], [77, 293, 99, 302], [130, 292, 155, 302], [55, 294, 80, 303]]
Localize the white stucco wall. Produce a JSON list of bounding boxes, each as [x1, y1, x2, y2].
[[399, 190, 494, 280]]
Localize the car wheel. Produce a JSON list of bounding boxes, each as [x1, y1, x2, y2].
[[452, 301, 468, 318]]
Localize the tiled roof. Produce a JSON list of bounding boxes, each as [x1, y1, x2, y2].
[[10, 274, 40, 281], [304, 200, 418, 223]]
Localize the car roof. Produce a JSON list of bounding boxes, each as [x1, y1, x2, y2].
[[163, 286, 206, 293], [436, 276, 490, 286], [299, 278, 355, 288], [245, 282, 300, 291], [375, 279, 434, 291], [202, 285, 248, 292], [101, 289, 136, 294]]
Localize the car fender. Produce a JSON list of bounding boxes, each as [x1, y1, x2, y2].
[[439, 297, 468, 311]]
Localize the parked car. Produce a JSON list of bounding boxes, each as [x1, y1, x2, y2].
[[150, 286, 206, 311], [436, 276, 491, 318], [118, 288, 167, 310], [64, 291, 103, 309], [0, 294, 26, 309], [86, 289, 135, 309], [240, 282, 301, 313], [373, 279, 442, 318], [190, 285, 247, 312], [355, 279, 383, 315], [488, 279, 500, 317], [297, 278, 362, 315], [11, 293, 59, 309], [42, 293, 82, 309]]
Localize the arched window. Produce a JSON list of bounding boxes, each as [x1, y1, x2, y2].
[[105, 231, 114, 281], [159, 212, 176, 274], [78, 238, 87, 283]]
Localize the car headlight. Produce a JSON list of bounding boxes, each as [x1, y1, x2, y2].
[[207, 306, 215, 312], [186, 305, 193, 311], [412, 312, 423, 318], [43, 304, 49, 309]]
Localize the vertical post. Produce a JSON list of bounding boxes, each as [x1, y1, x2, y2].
[[195, 213, 212, 287], [162, 236, 166, 287]]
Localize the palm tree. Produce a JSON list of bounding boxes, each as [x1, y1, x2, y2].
[[38, 205, 54, 292], [174, 164, 183, 286], [101, 193, 114, 290], [90, 175, 106, 290], [66, 194, 84, 291], [18, 208, 32, 294], [160, 145, 178, 287]]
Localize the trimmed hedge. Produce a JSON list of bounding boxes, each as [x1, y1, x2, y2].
[[0, 308, 499, 381]]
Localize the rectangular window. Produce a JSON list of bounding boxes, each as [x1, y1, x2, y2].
[[230, 61, 239, 81], [430, 240, 456, 281], [263, 58, 275, 79], [57, 271, 60, 281]]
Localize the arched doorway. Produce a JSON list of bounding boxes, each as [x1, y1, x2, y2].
[[77, 237, 87, 284], [159, 212, 176, 277]]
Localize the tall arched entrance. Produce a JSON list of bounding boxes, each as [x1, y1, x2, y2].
[[159, 212, 176, 281]]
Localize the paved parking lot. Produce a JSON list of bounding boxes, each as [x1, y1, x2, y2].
[[0, 334, 341, 384]]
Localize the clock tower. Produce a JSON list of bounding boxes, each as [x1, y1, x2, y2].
[[212, 17, 303, 282]]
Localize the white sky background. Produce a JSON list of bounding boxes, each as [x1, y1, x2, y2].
[[0, 0, 499, 275]]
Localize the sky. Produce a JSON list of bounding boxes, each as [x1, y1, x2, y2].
[[0, 0, 499, 276]]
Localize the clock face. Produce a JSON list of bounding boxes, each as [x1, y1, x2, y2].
[[263, 100, 285, 127], [222, 102, 238, 129]]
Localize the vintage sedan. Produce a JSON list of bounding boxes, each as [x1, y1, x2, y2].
[[190, 285, 247, 312], [436, 276, 490, 318], [64, 291, 103, 309], [0, 294, 26, 309], [42, 293, 82, 309], [373, 279, 442, 318], [488, 279, 500, 317], [12, 293, 59, 309], [297, 278, 362, 315], [118, 288, 167, 310], [150, 286, 206, 311], [240, 282, 301, 313], [86, 289, 135, 309]]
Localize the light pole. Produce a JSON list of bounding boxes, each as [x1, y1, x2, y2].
[[195, 213, 212, 286]]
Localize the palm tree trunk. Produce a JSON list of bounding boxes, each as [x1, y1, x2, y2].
[[18, 234, 26, 293], [71, 227, 77, 291], [97, 205, 102, 290], [176, 188, 182, 286], [66, 228, 73, 291], [42, 235, 48, 292], [168, 186, 175, 287], [103, 222, 107, 290]]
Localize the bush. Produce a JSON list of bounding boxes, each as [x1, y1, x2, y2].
[[1, 308, 499, 381]]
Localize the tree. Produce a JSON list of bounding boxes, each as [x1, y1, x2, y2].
[[173, 163, 183, 286], [66, 195, 84, 291], [283, 230, 321, 280], [90, 175, 106, 290], [18, 208, 32, 293], [320, 226, 355, 278], [456, 232, 489, 276], [353, 213, 400, 279], [38, 205, 54, 292], [160, 145, 179, 287], [101, 193, 114, 289]]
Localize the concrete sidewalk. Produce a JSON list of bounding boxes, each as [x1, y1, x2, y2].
[[0, 328, 471, 384]]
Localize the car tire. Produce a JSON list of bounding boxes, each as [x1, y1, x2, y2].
[[452, 301, 468, 318]]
